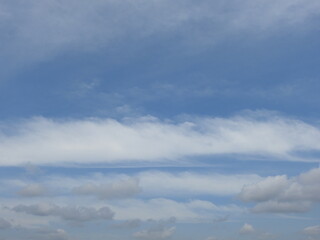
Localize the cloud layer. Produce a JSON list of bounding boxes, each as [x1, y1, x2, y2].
[[1, 0, 319, 72], [12, 203, 114, 222], [1, 114, 320, 166]]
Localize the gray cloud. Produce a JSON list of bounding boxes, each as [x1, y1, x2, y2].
[[18, 184, 46, 197], [251, 201, 311, 213], [12, 203, 114, 222], [1, 0, 319, 72], [133, 226, 175, 240], [112, 219, 142, 229], [239, 168, 320, 213], [28, 228, 70, 240], [0, 218, 11, 229], [303, 225, 320, 236], [73, 178, 141, 199]]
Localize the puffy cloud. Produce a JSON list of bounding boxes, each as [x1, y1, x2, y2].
[[0, 218, 11, 229], [239, 168, 320, 213], [239, 223, 255, 234], [12, 203, 114, 222], [133, 226, 175, 240], [73, 178, 140, 199], [18, 184, 46, 197], [1, 114, 320, 166], [239, 175, 289, 202]]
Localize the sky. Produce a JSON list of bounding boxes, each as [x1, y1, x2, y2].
[[0, 0, 320, 240]]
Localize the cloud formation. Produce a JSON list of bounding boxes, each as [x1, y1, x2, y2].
[[109, 198, 241, 221], [12, 203, 114, 222], [1, 114, 320, 166], [239, 223, 255, 234], [18, 184, 46, 197], [239, 168, 320, 213]]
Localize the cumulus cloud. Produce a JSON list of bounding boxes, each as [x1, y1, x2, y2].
[[240, 223, 255, 234], [1, 114, 320, 166], [133, 226, 176, 240], [73, 178, 140, 199], [239, 168, 320, 213], [18, 183, 46, 197], [12, 203, 114, 222]]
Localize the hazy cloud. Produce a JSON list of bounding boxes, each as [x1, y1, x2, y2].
[[12, 203, 114, 222], [1, 0, 319, 75], [18, 184, 46, 197], [133, 226, 175, 240], [112, 219, 142, 229], [109, 198, 242, 221], [73, 178, 140, 199], [0, 218, 11, 229], [240, 223, 255, 234], [303, 225, 320, 236]]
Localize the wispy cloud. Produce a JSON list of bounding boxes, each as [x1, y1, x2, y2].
[[11, 203, 114, 222], [1, 113, 320, 166], [1, 0, 319, 72]]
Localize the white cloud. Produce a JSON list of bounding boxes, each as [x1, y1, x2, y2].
[[239, 168, 320, 213], [239, 223, 255, 234], [1, 114, 320, 166]]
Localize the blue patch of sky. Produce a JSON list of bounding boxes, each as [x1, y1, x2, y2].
[[0, 29, 319, 120]]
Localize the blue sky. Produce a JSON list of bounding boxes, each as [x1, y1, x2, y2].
[[0, 1, 320, 240]]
